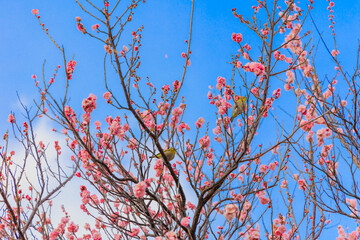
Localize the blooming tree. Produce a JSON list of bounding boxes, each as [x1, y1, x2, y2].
[[1, 0, 360, 239]]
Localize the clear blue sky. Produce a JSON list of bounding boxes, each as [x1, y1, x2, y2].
[[1, 0, 360, 238], [2, 0, 359, 122]]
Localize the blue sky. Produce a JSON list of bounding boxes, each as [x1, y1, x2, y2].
[[2, 0, 360, 122], [1, 0, 360, 238]]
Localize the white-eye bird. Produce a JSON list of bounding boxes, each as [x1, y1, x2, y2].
[[230, 96, 247, 122], [150, 148, 176, 161]]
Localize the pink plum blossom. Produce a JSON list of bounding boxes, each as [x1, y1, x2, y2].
[[8, 114, 15, 123], [199, 135, 210, 149], [231, 33, 243, 43], [216, 77, 226, 90], [31, 9, 39, 15], [134, 181, 147, 198], [224, 204, 238, 221], [181, 216, 190, 227], [195, 117, 205, 128]]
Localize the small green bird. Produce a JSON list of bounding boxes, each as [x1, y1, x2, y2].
[[230, 96, 247, 122], [150, 148, 176, 161]]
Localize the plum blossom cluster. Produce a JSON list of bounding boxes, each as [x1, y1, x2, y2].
[[76, 17, 86, 34], [103, 91, 112, 102], [134, 181, 147, 198], [31, 9, 39, 15], [268, 216, 297, 239], [107, 116, 130, 141], [66, 60, 77, 80], [64, 106, 77, 128], [82, 94, 97, 124], [337, 225, 360, 240], [243, 62, 266, 76], [92, 24, 100, 31], [170, 105, 185, 128], [223, 203, 238, 221], [231, 32, 243, 43], [239, 224, 261, 240], [256, 190, 270, 205]]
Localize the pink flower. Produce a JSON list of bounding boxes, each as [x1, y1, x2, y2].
[[269, 162, 277, 170], [199, 135, 210, 149], [299, 120, 314, 132], [259, 164, 268, 173], [171, 107, 183, 117], [243, 200, 251, 210], [187, 201, 195, 210], [94, 120, 101, 130], [251, 87, 260, 97], [172, 80, 181, 91], [162, 85, 170, 94], [104, 45, 112, 54], [165, 231, 177, 240], [216, 76, 226, 90], [280, 180, 287, 188], [346, 198, 357, 209], [77, 22, 86, 34], [31, 9, 39, 15], [224, 204, 238, 221], [340, 100, 347, 107], [66, 60, 77, 80], [131, 228, 140, 237], [274, 51, 280, 60], [286, 70, 294, 84], [181, 216, 190, 227], [177, 122, 190, 133], [297, 104, 307, 114], [195, 117, 205, 128], [127, 138, 138, 150], [244, 62, 266, 76], [247, 115, 255, 125], [67, 222, 79, 233], [92, 229, 102, 240], [54, 141, 61, 153], [259, 196, 270, 205], [75, 16, 81, 21], [8, 114, 15, 123], [298, 179, 306, 190], [331, 49, 340, 57], [242, 52, 249, 60], [284, 84, 291, 91], [218, 106, 227, 115], [154, 159, 164, 177], [92, 24, 100, 30], [82, 112, 91, 124], [272, 88, 281, 99], [256, 191, 270, 205], [213, 126, 222, 135], [275, 225, 287, 236], [82, 93, 97, 113], [231, 33, 243, 43], [134, 181, 147, 198]]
